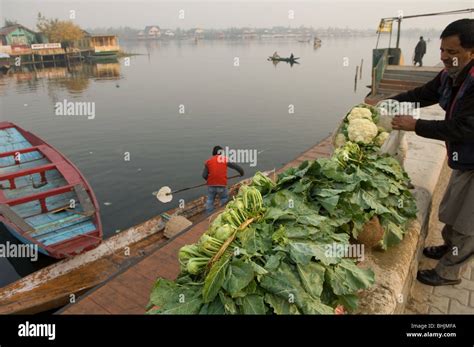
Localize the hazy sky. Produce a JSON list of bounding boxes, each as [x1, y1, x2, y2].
[[1, 0, 473, 30]]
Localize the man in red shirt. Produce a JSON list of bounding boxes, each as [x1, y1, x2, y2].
[[203, 146, 244, 214]]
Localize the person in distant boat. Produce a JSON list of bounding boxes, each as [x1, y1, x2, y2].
[[203, 146, 244, 214], [414, 36, 427, 67], [290, 53, 294, 60], [272, 51, 279, 59]]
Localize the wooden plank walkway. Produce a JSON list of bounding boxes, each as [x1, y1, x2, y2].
[[60, 137, 333, 314]]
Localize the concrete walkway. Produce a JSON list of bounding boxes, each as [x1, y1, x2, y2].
[[405, 161, 474, 314]]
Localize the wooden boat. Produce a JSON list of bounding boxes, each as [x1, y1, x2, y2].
[[0, 122, 102, 259]]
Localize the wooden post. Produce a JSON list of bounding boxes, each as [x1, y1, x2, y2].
[[31, 53, 37, 71], [372, 67, 376, 95], [396, 18, 401, 49], [359, 59, 363, 80], [354, 66, 358, 92]]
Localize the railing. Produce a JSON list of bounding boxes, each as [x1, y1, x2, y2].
[[371, 49, 389, 96]]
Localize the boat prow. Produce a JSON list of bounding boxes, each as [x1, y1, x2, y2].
[[0, 122, 102, 259]]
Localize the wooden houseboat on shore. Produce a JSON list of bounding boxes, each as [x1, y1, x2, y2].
[[86, 35, 120, 61]]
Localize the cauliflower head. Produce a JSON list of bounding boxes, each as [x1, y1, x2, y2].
[[334, 133, 347, 148], [347, 107, 373, 122], [375, 131, 390, 146], [347, 118, 378, 144]]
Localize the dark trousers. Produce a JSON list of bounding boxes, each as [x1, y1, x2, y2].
[[435, 225, 474, 280]]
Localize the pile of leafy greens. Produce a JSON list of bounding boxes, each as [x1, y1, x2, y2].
[[147, 142, 417, 315]]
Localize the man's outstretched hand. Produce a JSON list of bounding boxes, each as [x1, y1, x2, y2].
[[392, 115, 417, 131]]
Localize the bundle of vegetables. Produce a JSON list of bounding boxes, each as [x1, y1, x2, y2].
[[147, 183, 375, 315], [334, 104, 390, 148], [147, 142, 417, 315], [272, 142, 417, 249]]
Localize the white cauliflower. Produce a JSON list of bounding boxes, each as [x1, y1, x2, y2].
[[334, 133, 346, 148], [347, 107, 373, 122], [347, 118, 378, 144], [375, 131, 390, 146]]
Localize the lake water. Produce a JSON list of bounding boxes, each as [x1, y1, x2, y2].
[[0, 35, 442, 286]]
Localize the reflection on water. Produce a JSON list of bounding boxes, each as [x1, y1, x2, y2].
[[0, 224, 56, 288], [1, 60, 121, 96]]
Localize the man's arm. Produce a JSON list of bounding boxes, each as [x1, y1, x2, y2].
[[227, 162, 244, 176], [202, 164, 208, 180], [390, 71, 442, 107], [415, 89, 474, 142]]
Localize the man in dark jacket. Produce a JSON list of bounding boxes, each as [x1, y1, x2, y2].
[[391, 19, 474, 286], [414, 36, 427, 67], [203, 146, 244, 214]]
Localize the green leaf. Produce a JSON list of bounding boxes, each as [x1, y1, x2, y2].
[[223, 260, 255, 296], [326, 259, 375, 295], [317, 195, 340, 214], [250, 261, 268, 276], [200, 296, 226, 314], [312, 188, 346, 197], [380, 219, 405, 249], [296, 213, 328, 227], [264, 293, 300, 314], [147, 279, 204, 314], [260, 262, 333, 314], [219, 292, 238, 314], [240, 294, 267, 314], [264, 253, 284, 272], [202, 256, 230, 303], [232, 280, 258, 298], [361, 191, 391, 214], [264, 207, 296, 222], [285, 224, 319, 239], [260, 262, 304, 300], [288, 241, 340, 266], [337, 294, 359, 312], [297, 262, 326, 298], [291, 178, 313, 194], [148, 279, 179, 310]]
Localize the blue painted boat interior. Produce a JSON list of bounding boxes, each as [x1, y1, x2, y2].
[[0, 126, 96, 248]]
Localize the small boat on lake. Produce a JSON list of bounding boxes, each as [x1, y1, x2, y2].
[[0, 122, 102, 259], [267, 56, 300, 63]]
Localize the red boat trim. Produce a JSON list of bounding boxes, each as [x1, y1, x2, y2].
[[0, 121, 103, 259]]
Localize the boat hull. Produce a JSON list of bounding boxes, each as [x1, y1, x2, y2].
[[0, 122, 103, 259]]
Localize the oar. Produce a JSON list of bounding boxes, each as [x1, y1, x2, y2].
[[153, 174, 241, 203]]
